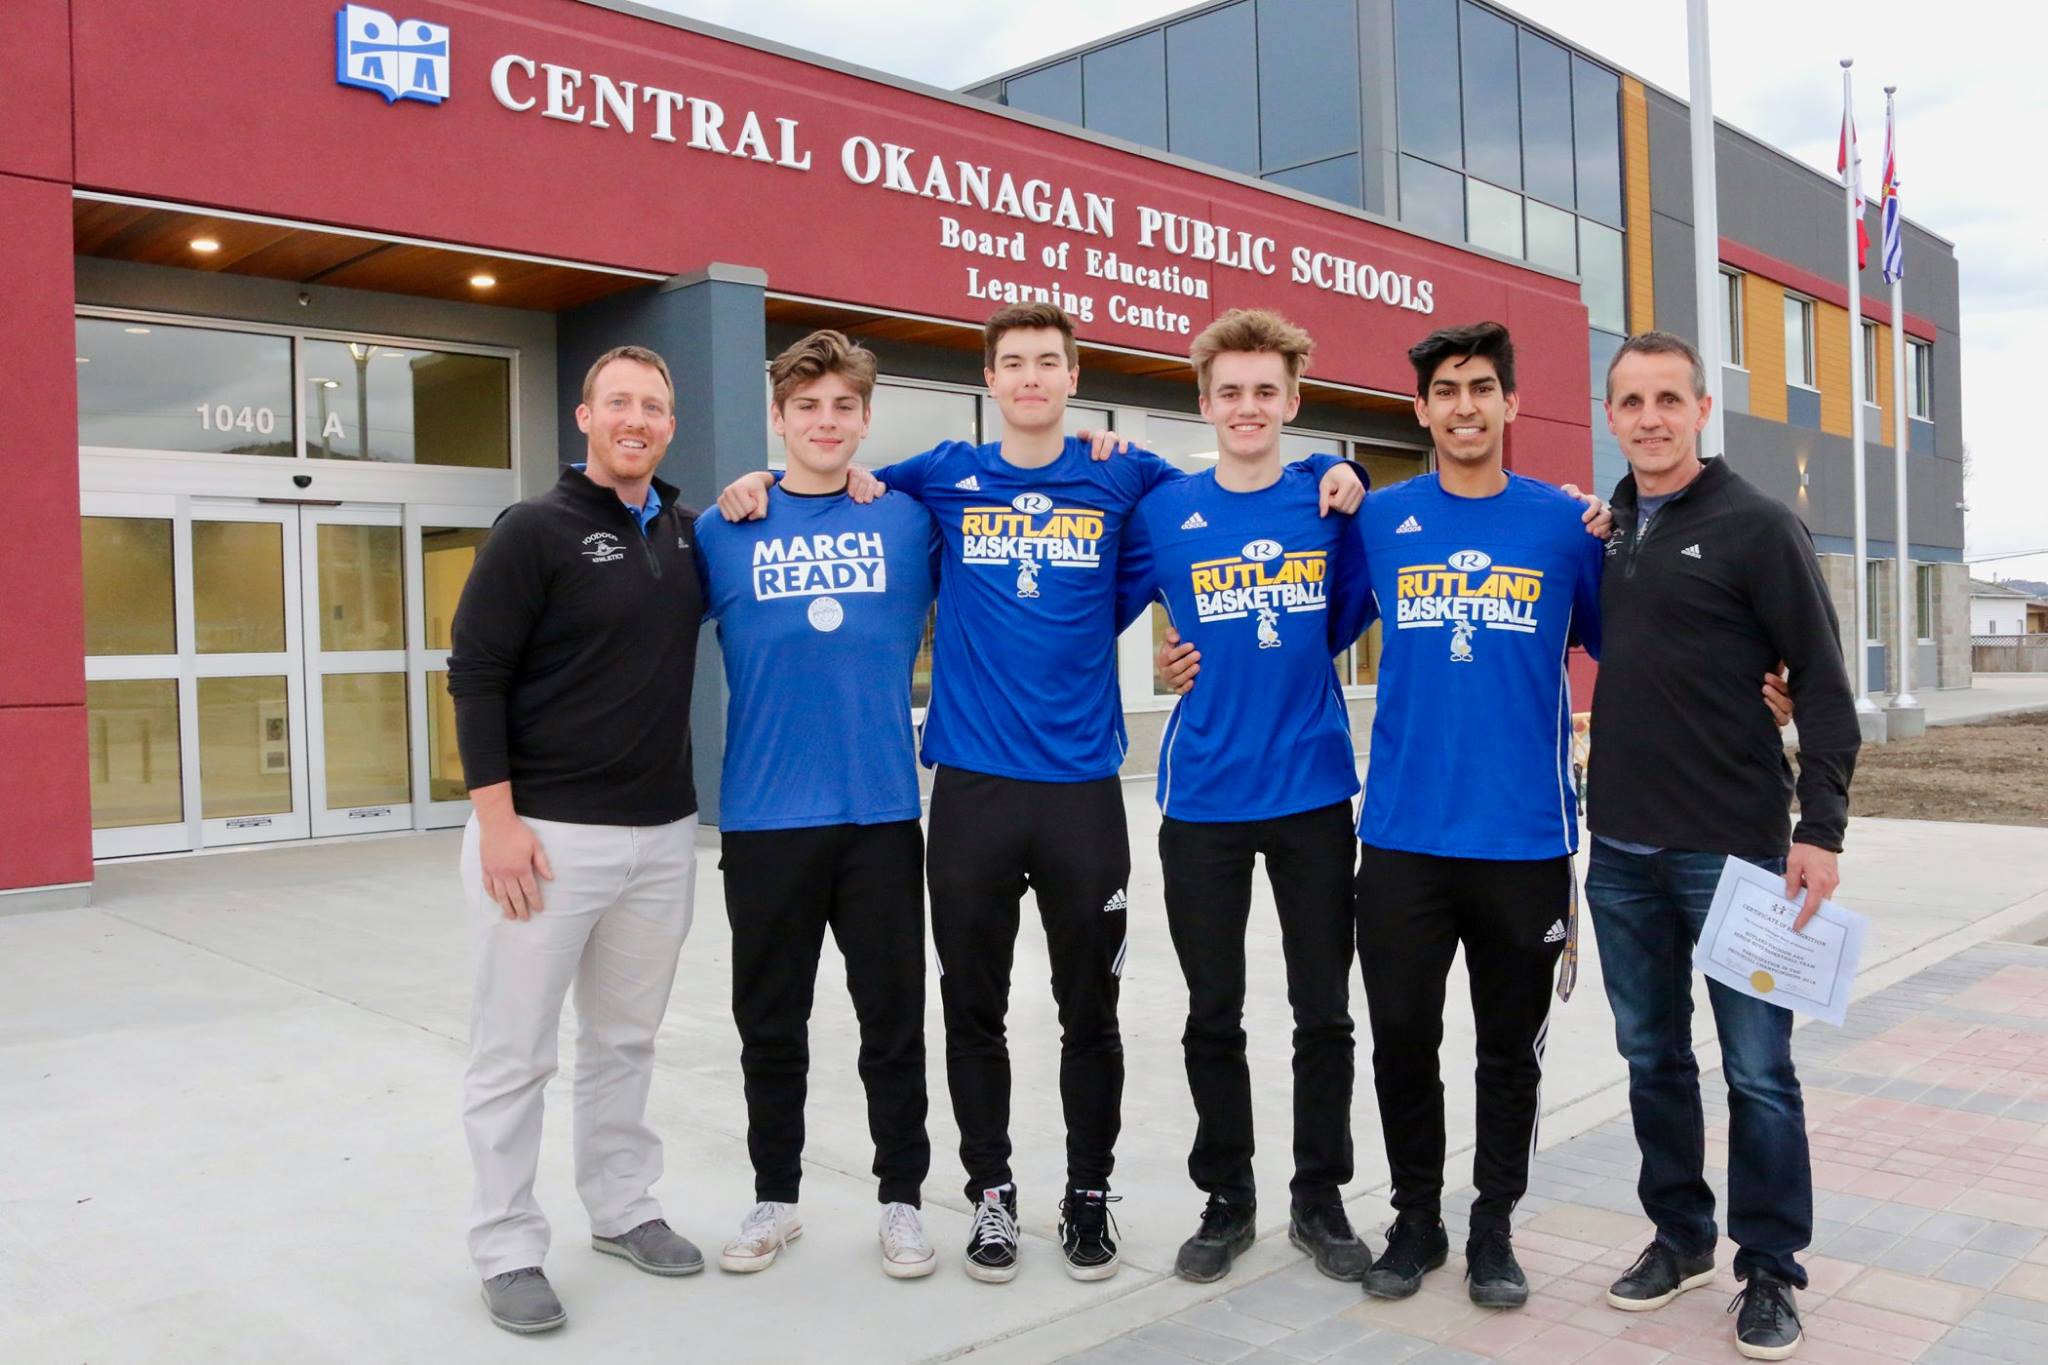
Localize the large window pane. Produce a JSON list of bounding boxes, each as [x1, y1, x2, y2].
[[1525, 199, 1576, 273], [1578, 219, 1626, 333], [198, 675, 293, 819], [1460, 2, 1521, 190], [1519, 30, 1575, 209], [1721, 271, 1746, 366], [1589, 326, 1628, 399], [1400, 155, 1466, 241], [1145, 414, 1218, 473], [87, 678, 182, 829], [317, 524, 404, 652], [1257, 0, 1360, 170], [82, 516, 175, 656], [423, 526, 489, 651], [1467, 180, 1524, 258], [426, 669, 464, 801], [1082, 31, 1166, 149], [193, 521, 287, 654], [1264, 153, 1362, 208], [859, 383, 979, 466], [323, 673, 410, 809], [1784, 296, 1815, 387], [1395, 0, 1463, 168], [303, 341, 510, 468], [1166, 3, 1260, 176], [1006, 59, 1081, 125], [1908, 340, 1933, 418], [978, 398, 1108, 442], [1571, 57, 1623, 227], [76, 318, 293, 456], [1591, 397, 1628, 499]]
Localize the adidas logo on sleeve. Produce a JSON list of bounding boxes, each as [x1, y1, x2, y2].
[[1179, 511, 1208, 531], [1395, 515, 1423, 534], [1680, 543, 1702, 559], [955, 475, 981, 491], [1542, 919, 1566, 944], [1102, 888, 1129, 913]]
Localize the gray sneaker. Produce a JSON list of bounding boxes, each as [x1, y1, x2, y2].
[[481, 1267, 566, 1335], [592, 1218, 705, 1277]]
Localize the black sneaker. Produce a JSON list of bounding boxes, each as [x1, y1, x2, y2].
[[1729, 1270, 1802, 1360], [1289, 1201, 1371, 1282], [1058, 1189, 1122, 1281], [1362, 1214, 1449, 1300], [1607, 1240, 1717, 1311], [964, 1185, 1020, 1284], [1174, 1196, 1256, 1283], [1464, 1228, 1529, 1308]]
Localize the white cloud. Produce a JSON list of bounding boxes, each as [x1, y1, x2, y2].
[[642, 0, 2046, 579]]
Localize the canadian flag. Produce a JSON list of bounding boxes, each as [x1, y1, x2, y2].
[[1839, 100, 1869, 270]]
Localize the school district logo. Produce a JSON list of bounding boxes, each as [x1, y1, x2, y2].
[[336, 5, 450, 105], [806, 597, 844, 632]]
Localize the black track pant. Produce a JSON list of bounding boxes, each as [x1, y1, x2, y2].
[[722, 820, 929, 1207], [1356, 843, 1570, 1235], [926, 766, 1130, 1201], [1160, 802, 1357, 1208]]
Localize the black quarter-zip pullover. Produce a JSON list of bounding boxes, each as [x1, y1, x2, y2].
[[448, 465, 705, 825], [1591, 457, 1860, 854]]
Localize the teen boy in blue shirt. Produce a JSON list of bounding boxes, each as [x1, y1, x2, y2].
[[695, 331, 940, 1281]]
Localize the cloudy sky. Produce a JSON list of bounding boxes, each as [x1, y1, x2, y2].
[[646, 0, 2046, 583]]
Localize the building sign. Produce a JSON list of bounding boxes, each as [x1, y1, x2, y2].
[[335, 6, 449, 105]]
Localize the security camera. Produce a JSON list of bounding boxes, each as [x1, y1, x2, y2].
[[293, 474, 313, 489], [297, 291, 312, 308]]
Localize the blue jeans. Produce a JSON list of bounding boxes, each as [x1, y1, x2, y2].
[[1585, 842, 1811, 1286]]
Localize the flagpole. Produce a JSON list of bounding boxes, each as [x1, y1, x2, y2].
[[1688, 0, 1723, 460], [1887, 84, 1921, 713], [1842, 57, 1876, 716]]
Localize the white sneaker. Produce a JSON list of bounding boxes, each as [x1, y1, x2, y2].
[[719, 1201, 802, 1273], [879, 1202, 936, 1279]]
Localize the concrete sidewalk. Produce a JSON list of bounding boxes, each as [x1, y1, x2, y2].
[[4, 791, 2047, 1364], [1897, 675, 2048, 727]]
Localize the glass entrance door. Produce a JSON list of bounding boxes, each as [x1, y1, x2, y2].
[[81, 493, 498, 856]]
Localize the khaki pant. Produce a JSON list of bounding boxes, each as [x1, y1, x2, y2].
[[460, 812, 697, 1278]]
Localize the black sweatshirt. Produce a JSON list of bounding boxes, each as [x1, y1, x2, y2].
[[448, 466, 704, 825], [1590, 457, 1859, 855]]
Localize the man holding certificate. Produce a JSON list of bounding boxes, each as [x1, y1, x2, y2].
[[1588, 332, 1860, 1361]]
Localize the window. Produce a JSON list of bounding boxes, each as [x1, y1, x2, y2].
[[1578, 220, 1625, 333], [1466, 180, 1524, 258], [1720, 270, 1745, 368], [1865, 559, 1886, 644], [1256, 0, 1360, 170], [1862, 321, 1879, 400], [1916, 564, 1935, 642], [1005, 59, 1081, 125], [1459, 2, 1521, 190], [1570, 57, 1623, 227], [1908, 339, 1933, 419], [1518, 30, 1575, 208], [303, 341, 511, 467], [1265, 153, 1363, 208], [76, 317, 295, 456], [1166, 4, 1260, 175], [1394, 0, 1463, 169], [1525, 199, 1576, 274], [1784, 295, 1816, 388], [1589, 327, 1627, 400], [1081, 31, 1166, 148], [1399, 155, 1465, 240]]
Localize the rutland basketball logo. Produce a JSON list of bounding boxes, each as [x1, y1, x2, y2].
[[1394, 548, 1543, 660], [961, 492, 1105, 587], [1189, 539, 1327, 647]]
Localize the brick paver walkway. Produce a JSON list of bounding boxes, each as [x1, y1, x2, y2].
[[1070, 941, 2048, 1364]]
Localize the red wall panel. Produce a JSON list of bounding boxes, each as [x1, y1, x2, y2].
[[0, 707, 92, 891], [0, 174, 86, 708], [0, 0, 72, 183]]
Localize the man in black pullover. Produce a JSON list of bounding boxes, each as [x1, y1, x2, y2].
[[450, 346, 707, 1334], [1589, 332, 1859, 1362]]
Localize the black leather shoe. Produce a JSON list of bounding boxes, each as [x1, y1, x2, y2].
[[1607, 1239, 1717, 1311], [1362, 1214, 1449, 1300], [1174, 1196, 1256, 1283], [1465, 1228, 1529, 1308], [1730, 1270, 1802, 1360], [1289, 1201, 1371, 1282]]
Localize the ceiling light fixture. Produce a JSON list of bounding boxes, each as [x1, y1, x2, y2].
[[123, 326, 151, 335], [468, 273, 497, 289], [190, 237, 221, 254]]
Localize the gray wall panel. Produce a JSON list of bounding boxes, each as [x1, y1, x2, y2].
[[1647, 90, 1692, 223], [1651, 210, 1698, 341]]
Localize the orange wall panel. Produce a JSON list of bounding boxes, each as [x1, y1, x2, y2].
[[1743, 276, 1788, 422], [1623, 77, 1655, 335], [1873, 322, 1896, 445], [1816, 300, 1852, 436]]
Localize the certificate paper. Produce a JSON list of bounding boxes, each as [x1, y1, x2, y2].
[[1691, 856, 1867, 1027]]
